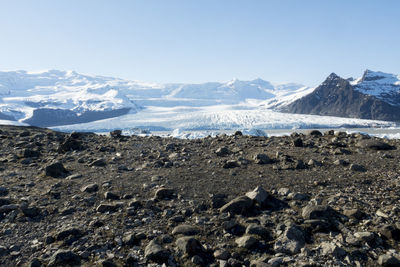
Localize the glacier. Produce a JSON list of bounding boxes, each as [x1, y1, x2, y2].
[[0, 69, 398, 133]]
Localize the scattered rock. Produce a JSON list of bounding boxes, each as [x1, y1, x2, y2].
[[81, 183, 99, 193], [144, 240, 171, 263], [377, 254, 400, 266], [343, 208, 364, 220], [215, 147, 231, 156], [223, 160, 240, 169], [354, 231, 375, 243], [235, 235, 258, 248], [89, 158, 107, 167], [45, 162, 68, 178], [154, 188, 175, 200], [176, 236, 203, 255], [320, 242, 347, 258], [349, 164, 367, 172], [220, 196, 253, 215], [379, 225, 400, 241], [96, 203, 119, 213], [246, 224, 269, 238], [308, 130, 323, 136], [356, 139, 395, 150], [104, 191, 120, 200], [274, 225, 305, 255], [245, 186, 269, 206], [0, 187, 8, 196], [254, 153, 272, 164], [293, 138, 303, 147], [302, 205, 333, 220], [48, 249, 80, 266], [172, 224, 200, 236]]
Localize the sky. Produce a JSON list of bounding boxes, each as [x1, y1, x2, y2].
[[0, 0, 399, 86]]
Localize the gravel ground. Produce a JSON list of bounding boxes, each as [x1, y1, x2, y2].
[[0, 125, 399, 267]]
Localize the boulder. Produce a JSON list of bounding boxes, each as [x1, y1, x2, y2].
[[356, 139, 394, 150], [144, 240, 170, 263], [48, 250, 80, 267], [235, 235, 258, 249], [274, 225, 305, 255], [220, 196, 253, 215], [245, 186, 269, 206], [172, 224, 200, 236], [175, 236, 203, 255], [45, 162, 68, 178]]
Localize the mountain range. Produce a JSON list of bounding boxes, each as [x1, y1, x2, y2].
[[0, 69, 399, 130]]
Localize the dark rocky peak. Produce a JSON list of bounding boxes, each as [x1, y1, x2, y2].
[[316, 73, 352, 98], [320, 73, 350, 87]]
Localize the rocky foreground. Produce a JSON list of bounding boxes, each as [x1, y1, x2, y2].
[[0, 126, 400, 267]]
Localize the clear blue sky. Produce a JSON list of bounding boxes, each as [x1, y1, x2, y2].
[[0, 0, 399, 86]]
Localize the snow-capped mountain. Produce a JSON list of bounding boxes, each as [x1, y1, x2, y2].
[[351, 70, 400, 107], [0, 70, 142, 126], [282, 70, 400, 122]]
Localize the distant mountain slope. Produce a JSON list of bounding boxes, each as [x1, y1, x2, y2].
[[282, 72, 400, 122]]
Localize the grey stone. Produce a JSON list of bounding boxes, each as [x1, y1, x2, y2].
[[214, 249, 230, 260], [144, 240, 170, 263], [104, 191, 119, 200], [356, 139, 394, 150], [176, 236, 203, 255], [320, 242, 347, 258], [277, 188, 291, 196], [55, 227, 84, 241], [245, 186, 269, 205], [154, 188, 175, 200], [172, 224, 200, 236], [274, 225, 305, 255], [122, 233, 140, 246], [302, 205, 332, 220], [379, 225, 400, 241], [96, 203, 119, 213], [354, 231, 375, 242], [48, 249, 80, 266], [235, 235, 258, 249], [254, 153, 272, 164], [349, 164, 367, 172], [81, 183, 98, 193], [223, 160, 240, 169], [220, 196, 253, 215], [245, 224, 269, 238], [89, 158, 107, 167], [293, 137, 303, 147], [215, 147, 231, 156], [20, 205, 41, 218], [377, 254, 400, 266], [343, 208, 363, 220], [45, 162, 68, 178], [0, 246, 8, 257], [0, 204, 19, 214], [0, 187, 8, 196]]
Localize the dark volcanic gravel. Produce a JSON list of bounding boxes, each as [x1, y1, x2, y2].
[[0, 125, 400, 267]]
